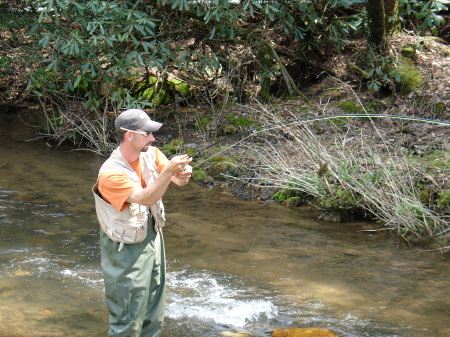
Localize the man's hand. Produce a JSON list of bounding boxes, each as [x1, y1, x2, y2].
[[165, 154, 192, 175], [172, 161, 192, 186], [127, 155, 193, 206], [173, 164, 192, 179]]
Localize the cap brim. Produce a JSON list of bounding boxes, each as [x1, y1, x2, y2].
[[142, 120, 163, 132]]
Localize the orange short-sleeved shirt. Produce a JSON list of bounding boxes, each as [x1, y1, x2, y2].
[[98, 147, 168, 212]]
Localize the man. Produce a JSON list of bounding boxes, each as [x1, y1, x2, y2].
[[93, 109, 192, 336]]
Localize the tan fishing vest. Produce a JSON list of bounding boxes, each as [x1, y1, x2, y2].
[[92, 147, 166, 251]]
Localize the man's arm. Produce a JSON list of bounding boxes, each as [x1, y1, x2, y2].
[[127, 155, 192, 207]]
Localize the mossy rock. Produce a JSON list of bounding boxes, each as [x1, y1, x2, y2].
[[391, 57, 423, 95], [272, 189, 299, 203], [132, 76, 191, 106], [192, 167, 213, 183], [401, 44, 416, 59], [171, 78, 191, 96], [206, 156, 245, 180], [284, 197, 304, 207], [313, 188, 359, 210]]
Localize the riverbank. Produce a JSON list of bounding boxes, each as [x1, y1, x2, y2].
[[171, 101, 449, 252], [152, 34, 450, 252]]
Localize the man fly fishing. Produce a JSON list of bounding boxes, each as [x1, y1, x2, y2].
[[93, 109, 192, 336]]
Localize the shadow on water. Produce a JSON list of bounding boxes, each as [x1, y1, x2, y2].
[[0, 112, 449, 337]]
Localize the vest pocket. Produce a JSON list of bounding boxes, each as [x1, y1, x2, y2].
[[113, 218, 147, 244]]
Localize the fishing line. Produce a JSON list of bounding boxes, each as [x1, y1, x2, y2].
[[191, 113, 450, 167]]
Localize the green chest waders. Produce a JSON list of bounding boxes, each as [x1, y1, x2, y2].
[[100, 215, 166, 337]]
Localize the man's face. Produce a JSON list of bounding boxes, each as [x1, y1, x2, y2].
[[137, 131, 155, 152], [125, 129, 155, 152]]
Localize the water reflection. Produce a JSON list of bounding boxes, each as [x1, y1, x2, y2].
[[0, 112, 449, 337]]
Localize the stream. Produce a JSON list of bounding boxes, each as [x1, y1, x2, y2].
[[0, 112, 449, 337]]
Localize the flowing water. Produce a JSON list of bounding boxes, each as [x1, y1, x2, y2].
[[0, 112, 449, 337]]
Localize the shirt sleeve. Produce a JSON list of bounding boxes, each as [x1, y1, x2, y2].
[[154, 147, 169, 173], [98, 170, 139, 212]]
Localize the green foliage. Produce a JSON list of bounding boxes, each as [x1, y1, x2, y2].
[[0, 5, 39, 79], [27, 0, 167, 110], [392, 0, 448, 35], [0, 53, 12, 77], [365, 53, 422, 94], [3, 0, 449, 154], [366, 55, 396, 92]]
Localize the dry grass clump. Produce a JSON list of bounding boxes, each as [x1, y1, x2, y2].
[[38, 99, 117, 155], [215, 103, 449, 251]]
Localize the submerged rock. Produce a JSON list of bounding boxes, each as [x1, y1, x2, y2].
[[221, 331, 254, 337], [272, 327, 339, 337]]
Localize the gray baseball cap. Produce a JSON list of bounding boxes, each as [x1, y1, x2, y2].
[[115, 109, 162, 132]]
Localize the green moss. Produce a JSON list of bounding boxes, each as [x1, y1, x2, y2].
[[415, 150, 450, 169], [192, 167, 213, 182], [438, 190, 450, 207], [272, 189, 298, 202], [336, 101, 362, 114], [327, 117, 349, 127], [364, 100, 380, 113], [434, 102, 446, 118], [391, 57, 423, 95], [418, 188, 434, 205], [132, 76, 191, 106], [196, 117, 211, 131], [285, 197, 304, 207], [401, 45, 416, 59], [230, 116, 258, 128], [313, 188, 358, 210], [160, 139, 183, 157], [323, 88, 345, 100], [206, 155, 244, 180], [171, 79, 191, 96], [223, 125, 237, 135]]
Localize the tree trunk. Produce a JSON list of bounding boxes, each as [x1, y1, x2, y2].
[[367, 0, 387, 55], [384, 0, 399, 33]]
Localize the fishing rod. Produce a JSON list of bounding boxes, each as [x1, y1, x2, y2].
[[190, 113, 450, 166]]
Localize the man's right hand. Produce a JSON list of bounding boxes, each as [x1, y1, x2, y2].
[[165, 154, 192, 174]]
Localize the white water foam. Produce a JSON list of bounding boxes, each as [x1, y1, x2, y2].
[[166, 269, 278, 328], [3, 254, 103, 286]]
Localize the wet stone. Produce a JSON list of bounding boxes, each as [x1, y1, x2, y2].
[[272, 327, 340, 337]]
